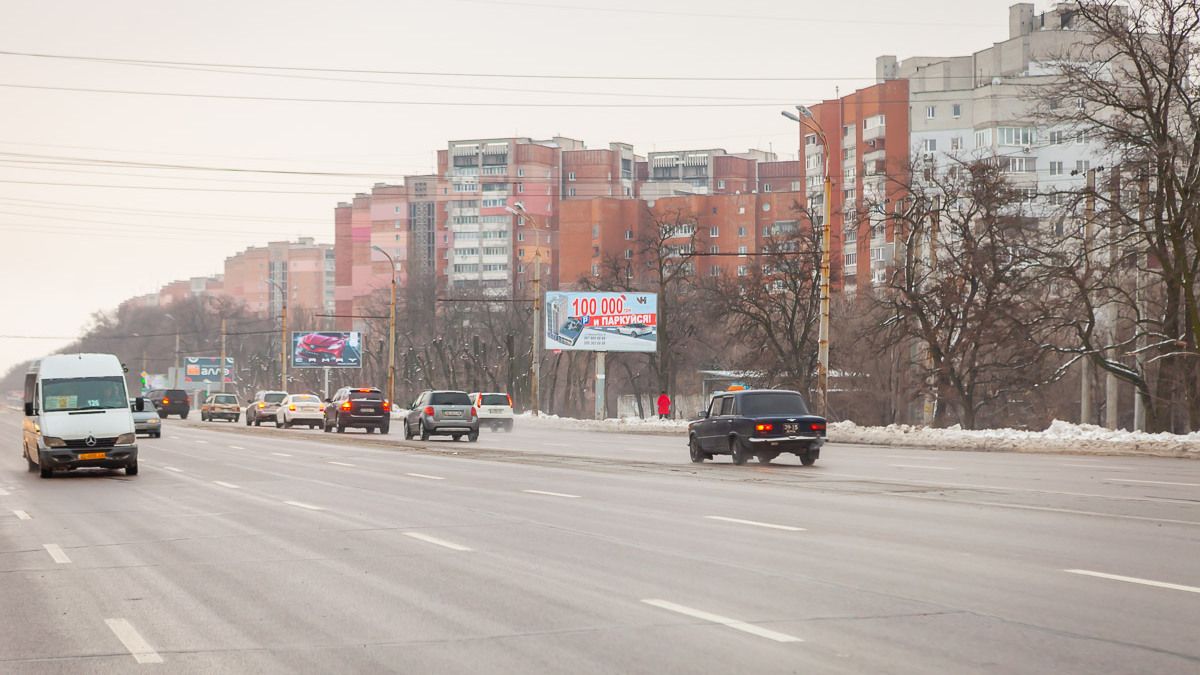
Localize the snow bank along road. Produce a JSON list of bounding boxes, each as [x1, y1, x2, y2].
[[1, 408, 1198, 674]]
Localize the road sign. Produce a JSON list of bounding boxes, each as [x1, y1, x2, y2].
[[544, 292, 658, 353]]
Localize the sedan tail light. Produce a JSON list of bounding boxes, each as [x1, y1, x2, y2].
[[810, 422, 826, 432], [423, 406, 435, 416], [470, 406, 477, 418], [162, 398, 169, 405], [755, 423, 775, 433], [341, 401, 352, 411], [507, 394, 513, 407]]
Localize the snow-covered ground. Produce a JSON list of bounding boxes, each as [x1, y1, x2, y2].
[[519, 413, 1200, 458]]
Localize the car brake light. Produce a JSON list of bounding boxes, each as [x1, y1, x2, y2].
[[423, 406, 434, 416], [258, 402, 265, 408], [162, 398, 169, 405], [477, 396, 483, 407], [382, 400, 391, 412], [810, 422, 826, 431], [470, 406, 477, 418], [319, 405, 326, 412], [358, 388, 372, 392], [755, 423, 774, 433], [507, 394, 513, 407], [341, 401, 352, 411], [289, 404, 296, 411]]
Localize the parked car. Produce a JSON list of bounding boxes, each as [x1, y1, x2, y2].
[[245, 390, 287, 426], [323, 387, 390, 433], [404, 390, 479, 442], [687, 389, 826, 466], [470, 392, 513, 432], [276, 393, 325, 429], [200, 392, 241, 422], [146, 388, 190, 419], [130, 398, 161, 437]]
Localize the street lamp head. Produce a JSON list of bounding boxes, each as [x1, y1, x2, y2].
[[505, 202, 528, 216], [796, 105, 815, 119], [780, 110, 802, 123]]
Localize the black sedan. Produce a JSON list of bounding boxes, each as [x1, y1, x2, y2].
[[688, 389, 826, 466]]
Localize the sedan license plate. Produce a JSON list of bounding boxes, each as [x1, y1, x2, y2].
[[360, 408, 375, 413], [783, 423, 800, 434], [443, 410, 462, 417], [79, 451, 106, 460], [489, 408, 505, 414]]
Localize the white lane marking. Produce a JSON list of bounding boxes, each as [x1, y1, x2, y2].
[[328, 461, 356, 467], [213, 481, 240, 489], [406, 473, 445, 481], [896, 493, 1200, 527], [163, 466, 184, 473], [641, 599, 803, 643], [105, 618, 164, 664], [12, 509, 31, 520], [522, 489, 581, 499], [1106, 478, 1200, 487], [885, 455, 942, 460], [195, 440, 209, 445], [404, 532, 472, 551], [230, 445, 246, 450], [890, 464, 955, 471], [284, 500, 324, 511], [1060, 463, 1128, 470], [271, 452, 292, 457], [1064, 569, 1200, 594], [705, 516, 806, 532], [43, 543, 71, 564]]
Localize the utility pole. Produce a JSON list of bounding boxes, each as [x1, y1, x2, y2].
[[268, 279, 288, 392], [372, 245, 398, 406], [1081, 168, 1096, 425], [595, 351, 606, 420], [1133, 172, 1149, 431], [219, 318, 227, 394], [1104, 167, 1120, 429], [532, 251, 542, 417], [173, 331, 181, 388], [922, 195, 940, 426]]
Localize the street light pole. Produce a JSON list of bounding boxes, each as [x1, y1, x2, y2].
[[782, 106, 832, 417], [507, 204, 542, 416], [372, 245, 398, 407], [267, 279, 288, 392]]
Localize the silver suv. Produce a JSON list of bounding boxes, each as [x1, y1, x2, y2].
[[404, 390, 479, 442]]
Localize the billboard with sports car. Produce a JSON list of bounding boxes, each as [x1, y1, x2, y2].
[[544, 292, 657, 353], [291, 331, 363, 368]]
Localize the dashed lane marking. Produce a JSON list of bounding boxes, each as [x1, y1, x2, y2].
[[105, 618, 164, 664], [1106, 479, 1200, 487], [1064, 569, 1200, 594], [43, 543, 71, 564], [522, 490, 581, 499], [642, 599, 803, 643], [284, 500, 324, 511], [704, 516, 805, 532], [404, 532, 472, 551], [406, 473, 445, 481], [213, 481, 240, 489], [12, 510, 31, 520], [328, 461, 356, 467]]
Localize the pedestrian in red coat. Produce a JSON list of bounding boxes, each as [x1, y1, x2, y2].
[[656, 391, 671, 420]]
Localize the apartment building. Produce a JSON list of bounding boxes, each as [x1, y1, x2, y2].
[[561, 142, 639, 200], [640, 148, 795, 199], [223, 238, 334, 319], [156, 276, 224, 308]]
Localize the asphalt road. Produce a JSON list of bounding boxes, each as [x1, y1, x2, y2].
[[2, 409, 1198, 674]]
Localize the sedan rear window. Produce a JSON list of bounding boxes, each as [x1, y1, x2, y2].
[[292, 395, 320, 403], [479, 394, 509, 406], [431, 392, 471, 406], [211, 394, 238, 404], [739, 392, 809, 416], [264, 393, 286, 404]]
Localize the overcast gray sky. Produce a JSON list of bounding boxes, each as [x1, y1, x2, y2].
[[0, 0, 1030, 377]]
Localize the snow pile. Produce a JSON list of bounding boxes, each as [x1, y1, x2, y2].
[[830, 419, 1200, 457], [519, 413, 1200, 457]]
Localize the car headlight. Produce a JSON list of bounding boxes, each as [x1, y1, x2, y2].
[[43, 436, 66, 448], [116, 433, 136, 445], [148, 418, 159, 424]]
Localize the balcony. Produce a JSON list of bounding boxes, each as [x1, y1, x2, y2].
[[863, 124, 885, 142]]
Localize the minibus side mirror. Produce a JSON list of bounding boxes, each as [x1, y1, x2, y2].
[[24, 402, 34, 416]]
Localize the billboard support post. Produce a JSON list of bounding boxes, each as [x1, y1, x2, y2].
[[323, 367, 331, 401], [595, 352, 606, 421], [219, 318, 227, 394]]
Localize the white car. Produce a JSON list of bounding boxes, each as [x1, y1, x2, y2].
[[470, 392, 513, 432], [275, 394, 325, 429]]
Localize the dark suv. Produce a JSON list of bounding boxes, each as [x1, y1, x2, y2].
[[323, 387, 390, 434], [688, 389, 826, 466], [146, 388, 190, 419]]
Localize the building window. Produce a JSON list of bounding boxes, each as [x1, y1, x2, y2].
[[709, 226, 719, 237], [922, 138, 937, 152], [717, 179, 726, 189], [806, 154, 821, 171], [791, 180, 801, 191], [624, 229, 633, 240], [1050, 130, 1065, 145], [764, 183, 772, 192], [805, 133, 818, 146], [1076, 160, 1091, 174], [568, 187, 577, 197], [517, 184, 525, 193], [926, 106, 936, 119], [870, 247, 885, 262], [950, 137, 962, 151], [974, 128, 993, 148], [709, 245, 719, 254], [1005, 157, 1035, 173], [737, 245, 748, 256], [737, 265, 748, 277], [1076, 97, 1086, 110], [998, 127, 1036, 147], [568, 171, 576, 181], [738, 207, 746, 215], [591, 264, 599, 276], [1075, 130, 1087, 144], [952, 103, 961, 118], [624, 249, 633, 259], [1049, 161, 1064, 176], [709, 266, 721, 277], [843, 147, 854, 161], [844, 252, 858, 266], [592, 224, 599, 238], [394, 206, 401, 213], [517, 168, 525, 177], [737, 226, 746, 237], [517, 232, 525, 242]]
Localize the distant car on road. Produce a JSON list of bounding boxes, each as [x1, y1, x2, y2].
[[246, 390, 287, 426], [200, 393, 241, 422], [276, 394, 325, 429], [146, 388, 190, 419], [130, 398, 161, 438], [470, 392, 513, 432], [688, 389, 826, 466], [404, 390, 479, 442], [323, 387, 390, 434]]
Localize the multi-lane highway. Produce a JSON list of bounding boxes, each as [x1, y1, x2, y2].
[[2, 408, 1198, 673]]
